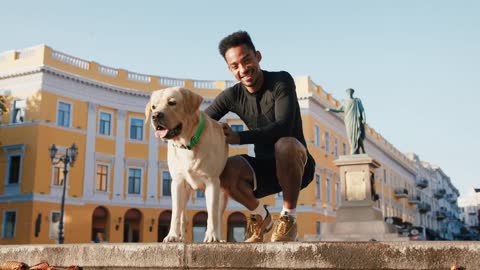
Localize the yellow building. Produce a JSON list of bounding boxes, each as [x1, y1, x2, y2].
[[0, 45, 455, 244]]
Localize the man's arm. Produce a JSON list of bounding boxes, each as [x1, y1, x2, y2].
[[238, 75, 297, 144], [204, 90, 231, 121]]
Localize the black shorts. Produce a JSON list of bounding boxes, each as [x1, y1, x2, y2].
[[239, 153, 316, 198]]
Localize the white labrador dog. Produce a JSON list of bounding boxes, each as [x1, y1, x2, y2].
[[145, 87, 228, 242]]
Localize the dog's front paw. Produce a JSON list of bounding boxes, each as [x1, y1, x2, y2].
[[163, 234, 184, 243], [203, 231, 222, 243]]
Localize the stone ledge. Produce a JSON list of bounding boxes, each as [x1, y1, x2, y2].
[[0, 241, 479, 269]]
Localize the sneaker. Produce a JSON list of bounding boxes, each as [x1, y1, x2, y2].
[[244, 206, 273, 242], [271, 215, 297, 242]]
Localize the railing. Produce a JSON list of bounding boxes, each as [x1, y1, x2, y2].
[[436, 210, 447, 221], [127, 71, 151, 83], [394, 188, 408, 198], [408, 195, 421, 204], [416, 178, 428, 189], [98, 65, 118, 77], [159, 77, 185, 87], [418, 202, 431, 214], [434, 188, 446, 199], [193, 80, 216, 89], [17, 48, 36, 59], [225, 80, 237, 88], [51, 50, 90, 70]]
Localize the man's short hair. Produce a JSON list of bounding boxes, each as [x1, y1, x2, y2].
[[218, 31, 256, 58]]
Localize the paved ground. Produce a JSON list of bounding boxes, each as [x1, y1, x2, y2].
[[0, 241, 479, 269]]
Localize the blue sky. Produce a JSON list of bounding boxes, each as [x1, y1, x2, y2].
[[1, 0, 478, 196]]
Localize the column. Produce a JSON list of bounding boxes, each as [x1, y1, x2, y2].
[[113, 109, 126, 201], [82, 102, 97, 199], [146, 125, 159, 204]]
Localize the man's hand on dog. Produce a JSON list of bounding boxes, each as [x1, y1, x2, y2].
[[221, 123, 240, 144]]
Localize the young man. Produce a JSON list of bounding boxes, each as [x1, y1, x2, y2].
[[205, 31, 315, 242]]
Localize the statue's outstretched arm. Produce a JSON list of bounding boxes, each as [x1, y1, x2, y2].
[[326, 104, 344, 113]]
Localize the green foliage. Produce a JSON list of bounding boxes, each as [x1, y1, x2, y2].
[[0, 96, 6, 113]]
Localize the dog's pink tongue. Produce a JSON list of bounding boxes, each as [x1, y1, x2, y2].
[[155, 129, 169, 139]]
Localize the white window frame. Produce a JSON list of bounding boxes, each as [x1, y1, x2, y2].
[[95, 162, 110, 193], [161, 170, 172, 197], [314, 125, 320, 147], [128, 117, 144, 141], [10, 98, 26, 124], [334, 137, 338, 157], [2, 210, 17, 239], [56, 100, 73, 128], [315, 174, 321, 200], [98, 110, 113, 137], [127, 167, 143, 196], [325, 131, 330, 153], [49, 210, 61, 240], [336, 181, 341, 206], [316, 221, 322, 235], [342, 142, 347, 155], [326, 177, 331, 204], [49, 146, 68, 196], [3, 144, 25, 194]]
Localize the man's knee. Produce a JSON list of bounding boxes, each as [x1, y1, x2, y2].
[[275, 137, 306, 159], [219, 156, 251, 192]]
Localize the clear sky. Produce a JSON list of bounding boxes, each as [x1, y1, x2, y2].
[[1, 0, 478, 196]]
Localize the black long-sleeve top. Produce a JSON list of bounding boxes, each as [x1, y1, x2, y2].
[[204, 70, 308, 159]]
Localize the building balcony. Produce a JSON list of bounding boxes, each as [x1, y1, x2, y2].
[[434, 188, 446, 199], [415, 178, 428, 189], [418, 202, 431, 214], [445, 194, 457, 204], [408, 195, 421, 205], [436, 210, 447, 221], [394, 188, 409, 198]]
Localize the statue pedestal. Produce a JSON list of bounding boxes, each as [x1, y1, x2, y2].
[[320, 154, 406, 241]]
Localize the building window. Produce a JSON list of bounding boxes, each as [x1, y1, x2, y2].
[[334, 137, 338, 157], [384, 169, 387, 184], [336, 182, 341, 206], [128, 168, 142, 194], [314, 125, 320, 146], [316, 221, 322, 235], [2, 211, 16, 238], [4, 145, 25, 190], [342, 143, 347, 155], [52, 165, 64, 186], [315, 174, 321, 200], [7, 155, 21, 185], [162, 171, 172, 197], [99, 112, 112, 136], [96, 164, 109, 192], [49, 211, 60, 240], [11, 99, 26, 123], [231, 124, 244, 132], [57, 101, 71, 127], [327, 178, 331, 204], [196, 190, 205, 198], [325, 131, 330, 153], [129, 118, 144, 141]]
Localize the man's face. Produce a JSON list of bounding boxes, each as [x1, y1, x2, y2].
[[224, 45, 262, 89]]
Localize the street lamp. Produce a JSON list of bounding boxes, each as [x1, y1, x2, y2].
[[48, 143, 78, 244]]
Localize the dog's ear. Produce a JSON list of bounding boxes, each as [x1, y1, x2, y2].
[[179, 88, 203, 114], [144, 100, 151, 123]]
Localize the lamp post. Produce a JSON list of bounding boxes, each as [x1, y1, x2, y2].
[[48, 143, 78, 244]]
